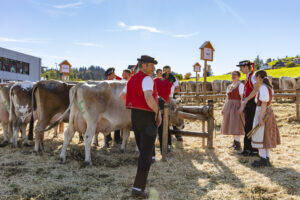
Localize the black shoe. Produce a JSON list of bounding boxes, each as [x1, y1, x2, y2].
[[252, 157, 269, 167], [238, 150, 251, 156], [131, 189, 149, 199], [228, 140, 236, 148], [266, 157, 272, 167], [234, 141, 241, 151]]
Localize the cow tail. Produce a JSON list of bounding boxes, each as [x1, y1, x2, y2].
[[8, 83, 16, 138], [28, 84, 37, 140], [41, 84, 78, 133]]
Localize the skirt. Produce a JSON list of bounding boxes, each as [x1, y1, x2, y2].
[[251, 106, 280, 149], [221, 99, 245, 136]]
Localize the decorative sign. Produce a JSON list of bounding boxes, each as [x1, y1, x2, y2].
[[203, 48, 212, 60], [61, 64, 70, 73], [200, 41, 215, 61], [193, 62, 201, 72]]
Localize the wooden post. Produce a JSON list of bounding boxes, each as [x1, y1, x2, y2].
[[207, 100, 214, 149], [296, 88, 300, 121], [202, 60, 207, 147], [162, 104, 169, 162], [196, 72, 199, 105]]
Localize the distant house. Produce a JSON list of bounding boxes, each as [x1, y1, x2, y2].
[[272, 60, 285, 69], [293, 58, 300, 65], [261, 64, 271, 70]]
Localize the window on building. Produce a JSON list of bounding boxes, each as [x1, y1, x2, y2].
[[16, 61, 23, 74], [11, 60, 16, 73], [23, 62, 29, 75], [3, 58, 10, 72]]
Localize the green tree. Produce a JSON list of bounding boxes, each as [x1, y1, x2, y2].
[[254, 55, 264, 70]]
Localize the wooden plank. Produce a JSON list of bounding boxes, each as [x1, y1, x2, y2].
[[162, 104, 169, 162], [177, 111, 207, 121], [207, 100, 214, 149], [169, 130, 210, 137]]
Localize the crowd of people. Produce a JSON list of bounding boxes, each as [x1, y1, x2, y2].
[[103, 56, 281, 199]]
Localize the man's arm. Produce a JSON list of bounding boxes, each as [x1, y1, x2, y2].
[[244, 83, 259, 103], [144, 90, 161, 126]]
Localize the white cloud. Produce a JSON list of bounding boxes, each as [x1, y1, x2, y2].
[[0, 37, 48, 44], [118, 22, 162, 33], [73, 42, 102, 47], [51, 1, 84, 9], [213, 0, 246, 25], [172, 32, 199, 38]]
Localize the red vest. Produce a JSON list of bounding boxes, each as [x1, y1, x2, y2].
[[227, 84, 241, 100], [243, 72, 255, 98], [108, 75, 122, 80], [154, 77, 173, 103], [126, 71, 158, 112], [257, 86, 272, 106]]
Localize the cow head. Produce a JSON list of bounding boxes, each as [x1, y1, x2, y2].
[[168, 99, 185, 130]]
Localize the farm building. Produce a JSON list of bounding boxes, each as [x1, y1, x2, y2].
[[0, 47, 41, 83]]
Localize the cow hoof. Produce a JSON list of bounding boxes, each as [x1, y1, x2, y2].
[[59, 157, 66, 164], [120, 149, 125, 153], [83, 161, 92, 167], [24, 143, 32, 147]]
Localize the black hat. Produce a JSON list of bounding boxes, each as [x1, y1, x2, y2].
[[105, 67, 115, 76], [127, 65, 136, 71], [236, 60, 252, 67], [137, 55, 158, 64]]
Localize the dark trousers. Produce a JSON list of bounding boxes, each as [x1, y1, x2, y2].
[[132, 109, 157, 190], [243, 98, 257, 152], [106, 130, 121, 142]]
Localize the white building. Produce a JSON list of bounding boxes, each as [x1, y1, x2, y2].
[[261, 63, 271, 70], [0, 47, 41, 83]]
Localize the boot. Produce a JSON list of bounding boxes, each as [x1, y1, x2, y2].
[[252, 157, 269, 167], [234, 141, 241, 151], [131, 189, 149, 199]]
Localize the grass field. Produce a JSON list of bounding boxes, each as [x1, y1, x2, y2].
[[181, 66, 300, 82], [0, 102, 299, 199]]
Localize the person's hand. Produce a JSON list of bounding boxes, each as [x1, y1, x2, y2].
[[259, 119, 264, 127], [156, 111, 162, 127], [238, 105, 244, 114]]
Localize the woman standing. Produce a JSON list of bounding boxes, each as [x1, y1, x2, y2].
[[251, 70, 280, 167], [222, 71, 245, 150]]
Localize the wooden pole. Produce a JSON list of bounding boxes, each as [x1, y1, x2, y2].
[[296, 88, 300, 121], [162, 104, 169, 162], [207, 100, 214, 149], [196, 72, 199, 105], [202, 60, 208, 147]]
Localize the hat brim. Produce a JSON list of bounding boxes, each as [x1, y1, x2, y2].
[[137, 59, 158, 65]]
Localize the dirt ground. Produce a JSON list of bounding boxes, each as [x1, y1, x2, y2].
[[0, 102, 299, 200]]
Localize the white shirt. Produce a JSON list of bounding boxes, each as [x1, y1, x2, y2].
[[258, 84, 270, 102], [169, 85, 175, 97], [173, 78, 180, 87], [238, 83, 245, 96], [122, 76, 153, 93], [247, 72, 256, 85]]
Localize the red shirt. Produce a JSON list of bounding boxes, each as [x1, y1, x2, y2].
[[154, 77, 173, 103], [126, 71, 158, 112], [108, 75, 122, 80]]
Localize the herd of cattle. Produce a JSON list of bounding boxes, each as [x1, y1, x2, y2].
[[0, 80, 185, 165], [180, 76, 300, 93]]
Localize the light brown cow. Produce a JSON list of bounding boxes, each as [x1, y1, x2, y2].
[[186, 81, 196, 93], [0, 83, 13, 143], [222, 80, 232, 92], [30, 80, 77, 152], [180, 82, 187, 92], [9, 82, 35, 147], [212, 80, 222, 93], [280, 76, 296, 90], [271, 77, 281, 90]]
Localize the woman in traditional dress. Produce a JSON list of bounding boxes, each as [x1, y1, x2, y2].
[[251, 70, 280, 167], [222, 71, 245, 150]]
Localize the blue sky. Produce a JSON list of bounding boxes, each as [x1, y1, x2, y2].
[[1, 0, 300, 76]]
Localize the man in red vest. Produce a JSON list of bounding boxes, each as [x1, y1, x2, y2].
[[123, 55, 161, 198], [105, 67, 122, 144], [237, 60, 259, 157], [105, 67, 122, 80]]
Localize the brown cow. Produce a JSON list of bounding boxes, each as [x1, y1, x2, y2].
[[271, 77, 280, 90], [30, 80, 78, 152]]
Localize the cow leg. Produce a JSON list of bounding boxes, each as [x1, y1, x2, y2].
[[53, 125, 58, 138], [78, 132, 84, 144], [34, 121, 48, 153], [2, 123, 8, 143], [120, 128, 130, 153], [84, 124, 96, 166], [11, 120, 20, 148], [20, 123, 31, 146], [93, 132, 99, 146], [60, 124, 76, 164], [104, 133, 110, 148]]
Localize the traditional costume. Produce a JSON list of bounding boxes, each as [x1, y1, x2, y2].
[[251, 84, 280, 167], [221, 81, 245, 150]]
